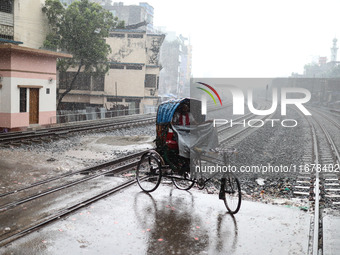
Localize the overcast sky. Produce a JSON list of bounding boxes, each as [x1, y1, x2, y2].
[[121, 0, 340, 77]]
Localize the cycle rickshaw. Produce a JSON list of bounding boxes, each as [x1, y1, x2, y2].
[[136, 98, 242, 214]]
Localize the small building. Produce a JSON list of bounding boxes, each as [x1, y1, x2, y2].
[[0, 44, 72, 131]]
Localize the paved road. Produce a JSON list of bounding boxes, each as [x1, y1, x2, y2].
[[1, 183, 310, 255]]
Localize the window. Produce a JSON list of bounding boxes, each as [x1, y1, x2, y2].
[[20, 88, 27, 112], [127, 34, 143, 38], [107, 97, 122, 102], [110, 64, 124, 69], [110, 33, 125, 38], [0, 0, 13, 14], [126, 65, 143, 70], [46, 88, 50, 94], [145, 74, 157, 88], [0, 34, 14, 40]]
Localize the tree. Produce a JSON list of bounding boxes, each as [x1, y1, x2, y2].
[[42, 0, 124, 110]]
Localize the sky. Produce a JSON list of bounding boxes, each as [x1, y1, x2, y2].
[[119, 0, 340, 77]]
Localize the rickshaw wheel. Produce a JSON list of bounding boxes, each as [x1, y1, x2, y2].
[[172, 171, 195, 190], [221, 174, 242, 214], [136, 154, 162, 192]]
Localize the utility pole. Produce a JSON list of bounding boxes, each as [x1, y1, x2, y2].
[[115, 82, 118, 107]]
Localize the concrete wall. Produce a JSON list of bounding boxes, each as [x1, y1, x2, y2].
[[105, 67, 145, 97], [14, 0, 48, 48], [107, 33, 146, 63]]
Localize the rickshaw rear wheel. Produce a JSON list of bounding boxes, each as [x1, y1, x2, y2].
[[172, 171, 195, 190], [136, 154, 162, 192], [220, 174, 241, 214]]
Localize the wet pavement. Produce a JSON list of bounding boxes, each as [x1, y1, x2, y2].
[[1, 184, 310, 255], [1, 129, 336, 254], [323, 213, 340, 255]]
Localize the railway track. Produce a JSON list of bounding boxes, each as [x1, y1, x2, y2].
[[0, 150, 148, 247], [290, 107, 340, 255], [216, 104, 275, 147], [4, 102, 334, 251], [0, 113, 155, 146], [213, 103, 339, 254]]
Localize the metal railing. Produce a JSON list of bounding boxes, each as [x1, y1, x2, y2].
[[50, 107, 157, 124]]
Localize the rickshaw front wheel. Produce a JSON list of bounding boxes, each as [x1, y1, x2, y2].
[[136, 154, 162, 192]]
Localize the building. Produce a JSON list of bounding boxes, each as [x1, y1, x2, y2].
[[0, 1, 72, 131], [59, 29, 164, 113], [103, 2, 154, 33], [0, 0, 48, 48], [303, 38, 340, 78], [0, 44, 72, 131], [1, 0, 164, 120], [158, 31, 192, 98]]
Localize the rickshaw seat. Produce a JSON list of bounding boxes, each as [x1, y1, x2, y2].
[[166, 131, 178, 150]]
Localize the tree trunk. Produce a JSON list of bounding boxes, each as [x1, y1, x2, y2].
[[57, 61, 83, 111]]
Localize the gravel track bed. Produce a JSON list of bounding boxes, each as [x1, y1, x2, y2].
[[0, 124, 156, 192], [206, 107, 312, 208]]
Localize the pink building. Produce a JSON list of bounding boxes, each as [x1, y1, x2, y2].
[[0, 44, 72, 131]]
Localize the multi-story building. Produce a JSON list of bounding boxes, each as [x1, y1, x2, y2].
[[58, 2, 164, 113], [158, 31, 192, 98], [0, 0, 48, 48], [60, 29, 164, 113], [103, 2, 154, 33]]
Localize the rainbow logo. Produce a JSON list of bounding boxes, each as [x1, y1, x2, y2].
[[196, 82, 222, 106]]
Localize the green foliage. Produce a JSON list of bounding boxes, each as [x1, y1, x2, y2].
[[42, 0, 125, 109]]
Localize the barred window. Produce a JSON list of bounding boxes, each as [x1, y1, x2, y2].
[[20, 88, 27, 112], [126, 65, 143, 70], [110, 64, 124, 69], [110, 33, 125, 38], [127, 34, 143, 38], [0, 0, 13, 14], [0, 34, 14, 40], [107, 97, 122, 102]]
